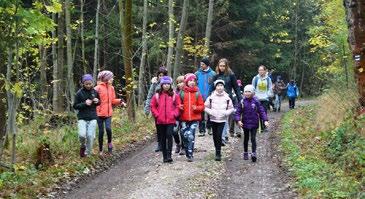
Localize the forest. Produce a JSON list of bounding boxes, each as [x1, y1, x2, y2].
[[0, 0, 364, 198]]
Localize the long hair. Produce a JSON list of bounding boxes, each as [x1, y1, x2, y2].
[[157, 84, 174, 96], [215, 58, 232, 75]]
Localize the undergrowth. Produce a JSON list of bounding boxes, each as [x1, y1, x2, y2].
[[0, 108, 154, 198], [280, 86, 364, 198]]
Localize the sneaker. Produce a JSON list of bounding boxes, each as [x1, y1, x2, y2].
[[80, 146, 86, 157], [179, 150, 185, 155], [167, 158, 173, 163], [175, 144, 181, 154], [163, 159, 169, 163], [236, 133, 241, 138], [99, 151, 104, 156], [243, 152, 249, 160], [221, 140, 226, 146], [215, 154, 221, 161], [207, 129, 212, 135], [187, 156, 194, 162], [198, 132, 205, 137], [251, 152, 257, 162], [108, 143, 113, 154]]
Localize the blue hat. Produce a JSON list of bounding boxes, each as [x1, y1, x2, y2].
[[82, 74, 93, 83], [160, 76, 172, 85]]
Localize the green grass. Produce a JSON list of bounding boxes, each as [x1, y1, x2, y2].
[[280, 105, 364, 198], [0, 108, 155, 198]]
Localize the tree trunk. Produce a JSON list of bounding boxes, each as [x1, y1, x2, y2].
[[173, 0, 189, 79], [93, 0, 101, 82], [344, 0, 365, 106], [53, 10, 65, 113], [39, 45, 48, 103], [204, 0, 214, 50], [65, 0, 75, 109], [138, 0, 148, 106], [80, 0, 87, 73], [292, 0, 299, 81], [121, 0, 135, 121], [166, 0, 175, 76], [0, 54, 7, 161]]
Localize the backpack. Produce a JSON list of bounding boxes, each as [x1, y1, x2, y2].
[[287, 84, 297, 98], [253, 76, 271, 91], [154, 92, 177, 105], [209, 98, 230, 110], [179, 90, 199, 102]]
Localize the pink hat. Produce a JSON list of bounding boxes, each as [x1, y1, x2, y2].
[[98, 70, 114, 82], [184, 73, 196, 84]]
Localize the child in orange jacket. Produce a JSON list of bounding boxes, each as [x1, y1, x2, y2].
[[179, 73, 205, 162], [95, 70, 126, 155]]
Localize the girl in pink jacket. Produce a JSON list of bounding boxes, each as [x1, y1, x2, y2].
[[204, 79, 234, 161], [150, 76, 181, 163]]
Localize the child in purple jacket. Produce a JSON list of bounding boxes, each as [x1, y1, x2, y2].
[[235, 85, 269, 162]]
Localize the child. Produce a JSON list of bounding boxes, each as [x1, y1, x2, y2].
[[95, 70, 126, 156], [179, 73, 205, 162], [173, 75, 185, 154], [144, 66, 168, 152], [150, 76, 181, 163], [235, 85, 269, 162], [204, 79, 234, 161], [73, 74, 100, 157], [287, 80, 299, 109]]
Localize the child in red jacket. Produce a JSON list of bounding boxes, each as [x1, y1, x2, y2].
[[95, 70, 126, 156], [179, 73, 205, 162], [151, 76, 181, 163]]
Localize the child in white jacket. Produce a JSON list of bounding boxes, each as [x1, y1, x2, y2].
[[204, 79, 235, 161]]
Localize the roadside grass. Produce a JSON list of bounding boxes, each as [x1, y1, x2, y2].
[[280, 87, 364, 198], [0, 108, 154, 198]]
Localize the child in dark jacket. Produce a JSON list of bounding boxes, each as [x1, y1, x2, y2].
[[73, 74, 100, 157], [151, 76, 181, 163], [173, 75, 185, 155], [235, 85, 269, 162]]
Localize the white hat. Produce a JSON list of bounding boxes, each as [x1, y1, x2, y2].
[[214, 79, 225, 87], [244, 84, 255, 93]]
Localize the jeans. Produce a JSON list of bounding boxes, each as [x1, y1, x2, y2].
[[243, 128, 257, 153], [97, 117, 112, 152], [211, 122, 225, 155], [78, 119, 97, 155], [275, 94, 283, 111], [199, 112, 211, 134], [157, 124, 174, 160], [181, 121, 198, 158]]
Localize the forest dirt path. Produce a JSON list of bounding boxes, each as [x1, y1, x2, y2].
[[61, 100, 311, 199]]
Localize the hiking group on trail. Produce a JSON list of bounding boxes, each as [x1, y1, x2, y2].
[[73, 57, 300, 164]]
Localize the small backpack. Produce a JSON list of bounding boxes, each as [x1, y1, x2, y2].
[[287, 84, 297, 98], [179, 90, 199, 102]]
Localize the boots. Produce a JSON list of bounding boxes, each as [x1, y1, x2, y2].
[[175, 144, 181, 154], [243, 152, 249, 160], [215, 151, 221, 161], [80, 146, 86, 157], [251, 152, 257, 162]]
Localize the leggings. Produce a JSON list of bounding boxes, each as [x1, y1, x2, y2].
[[243, 128, 257, 153], [97, 117, 112, 152]]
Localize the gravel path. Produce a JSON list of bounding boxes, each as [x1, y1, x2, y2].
[[61, 100, 311, 199]]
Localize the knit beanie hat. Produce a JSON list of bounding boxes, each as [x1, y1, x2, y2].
[[157, 66, 168, 76], [82, 74, 93, 83], [160, 76, 172, 85], [98, 70, 114, 82], [214, 79, 225, 88], [244, 85, 255, 93], [184, 73, 197, 84], [201, 57, 210, 66]]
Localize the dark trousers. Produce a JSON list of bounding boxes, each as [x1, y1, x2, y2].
[[211, 122, 225, 155], [97, 117, 112, 152], [199, 112, 211, 133], [243, 128, 257, 153], [156, 124, 174, 160], [289, 97, 296, 109], [259, 100, 269, 130], [173, 121, 183, 147]]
